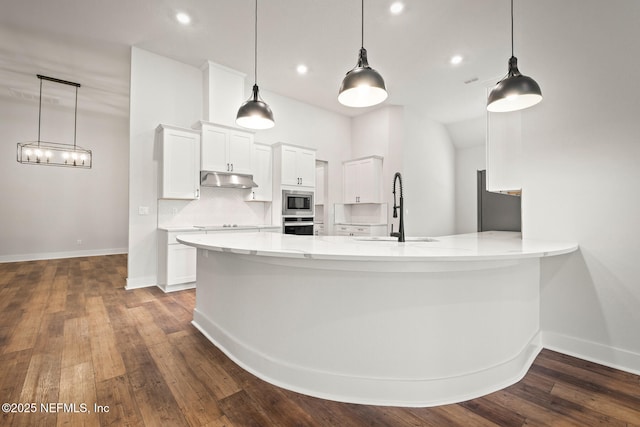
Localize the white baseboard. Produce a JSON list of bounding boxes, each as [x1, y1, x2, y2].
[[542, 331, 640, 376], [157, 282, 196, 293], [125, 276, 156, 290], [0, 248, 127, 263]]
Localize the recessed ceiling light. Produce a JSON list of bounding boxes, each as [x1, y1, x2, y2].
[[176, 12, 191, 25], [390, 2, 404, 15], [450, 55, 463, 65], [296, 64, 308, 75]]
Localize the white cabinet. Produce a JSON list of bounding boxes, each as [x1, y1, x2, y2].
[[315, 164, 325, 205], [343, 156, 383, 204], [193, 121, 253, 174], [334, 224, 387, 237], [158, 230, 202, 291], [275, 143, 316, 188], [248, 143, 272, 202], [157, 124, 200, 200], [158, 226, 280, 292]]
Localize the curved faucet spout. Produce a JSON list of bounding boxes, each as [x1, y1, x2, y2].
[[391, 172, 405, 242]]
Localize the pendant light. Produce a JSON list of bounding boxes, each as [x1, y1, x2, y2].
[[17, 74, 92, 168], [236, 0, 275, 130], [487, 0, 542, 113], [338, 0, 388, 108]]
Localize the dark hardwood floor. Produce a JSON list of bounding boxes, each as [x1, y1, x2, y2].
[[1, 255, 639, 426]]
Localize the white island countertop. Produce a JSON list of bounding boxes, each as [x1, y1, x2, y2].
[[177, 230, 578, 262]]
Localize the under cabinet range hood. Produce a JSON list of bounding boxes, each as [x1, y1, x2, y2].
[[200, 171, 258, 188]]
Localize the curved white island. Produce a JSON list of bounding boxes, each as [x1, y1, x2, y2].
[[177, 231, 577, 407]]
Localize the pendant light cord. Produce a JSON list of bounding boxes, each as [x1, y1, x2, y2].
[[511, 0, 514, 57], [361, 0, 364, 48], [74, 85, 78, 149], [37, 77, 42, 145], [254, 0, 258, 85]]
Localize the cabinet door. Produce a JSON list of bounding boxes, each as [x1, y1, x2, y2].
[[280, 145, 300, 186], [249, 144, 272, 201], [343, 161, 359, 203], [160, 128, 200, 200], [167, 244, 197, 285], [357, 158, 383, 203], [343, 157, 383, 204], [228, 131, 253, 174], [297, 149, 316, 188], [201, 125, 228, 172], [315, 165, 325, 205]]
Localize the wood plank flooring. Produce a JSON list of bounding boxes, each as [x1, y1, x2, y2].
[[1, 255, 639, 426]]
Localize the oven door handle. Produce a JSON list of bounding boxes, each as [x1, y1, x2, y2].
[[283, 222, 314, 226]]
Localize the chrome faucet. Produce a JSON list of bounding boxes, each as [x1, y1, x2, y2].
[[390, 172, 405, 242]]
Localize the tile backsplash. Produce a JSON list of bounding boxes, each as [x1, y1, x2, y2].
[[158, 187, 269, 227]]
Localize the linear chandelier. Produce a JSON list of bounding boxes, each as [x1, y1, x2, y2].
[[17, 74, 92, 168]]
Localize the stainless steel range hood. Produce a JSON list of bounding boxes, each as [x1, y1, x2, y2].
[[200, 171, 258, 188]]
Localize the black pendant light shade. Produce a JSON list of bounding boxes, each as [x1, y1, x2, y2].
[[487, 56, 542, 112], [338, 0, 388, 108], [487, 0, 542, 113], [338, 47, 388, 107], [236, 84, 274, 130], [236, 0, 274, 130]]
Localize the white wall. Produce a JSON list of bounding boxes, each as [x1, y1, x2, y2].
[[403, 108, 456, 237], [521, 0, 640, 372], [454, 144, 485, 234], [127, 47, 203, 287], [0, 80, 128, 262], [448, 117, 487, 234]]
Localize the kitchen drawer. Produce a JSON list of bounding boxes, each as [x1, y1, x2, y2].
[[335, 224, 387, 237]]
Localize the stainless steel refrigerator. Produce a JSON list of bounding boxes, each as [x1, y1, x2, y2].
[[477, 170, 521, 232]]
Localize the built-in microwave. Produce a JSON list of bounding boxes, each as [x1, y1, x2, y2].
[[282, 190, 314, 216]]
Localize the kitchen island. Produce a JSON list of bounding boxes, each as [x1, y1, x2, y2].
[[177, 231, 577, 407]]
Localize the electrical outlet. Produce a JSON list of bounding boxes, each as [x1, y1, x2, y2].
[[76, 239, 82, 245], [138, 206, 150, 215], [172, 208, 178, 215]]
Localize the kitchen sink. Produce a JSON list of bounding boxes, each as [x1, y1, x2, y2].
[[354, 236, 438, 242]]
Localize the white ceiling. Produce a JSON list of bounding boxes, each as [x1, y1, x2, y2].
[[1, 0, 630, 126]]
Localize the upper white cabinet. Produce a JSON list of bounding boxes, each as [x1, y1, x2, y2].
[[343, 156, 383, 204], [315, 163, 325, 205], [486, 111, 522, 192], [248, 143, 273, 202], [274, 143, 316, 188], [193, 121, 253, 174], [157, 124, 200, 200]]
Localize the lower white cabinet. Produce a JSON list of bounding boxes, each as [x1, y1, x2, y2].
[[334, 224, 387, 237], [158, 230, 202, 292], [158, 227, 281, 292]]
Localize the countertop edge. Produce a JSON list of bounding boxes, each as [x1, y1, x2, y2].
[[177, 232, 579, 262]]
